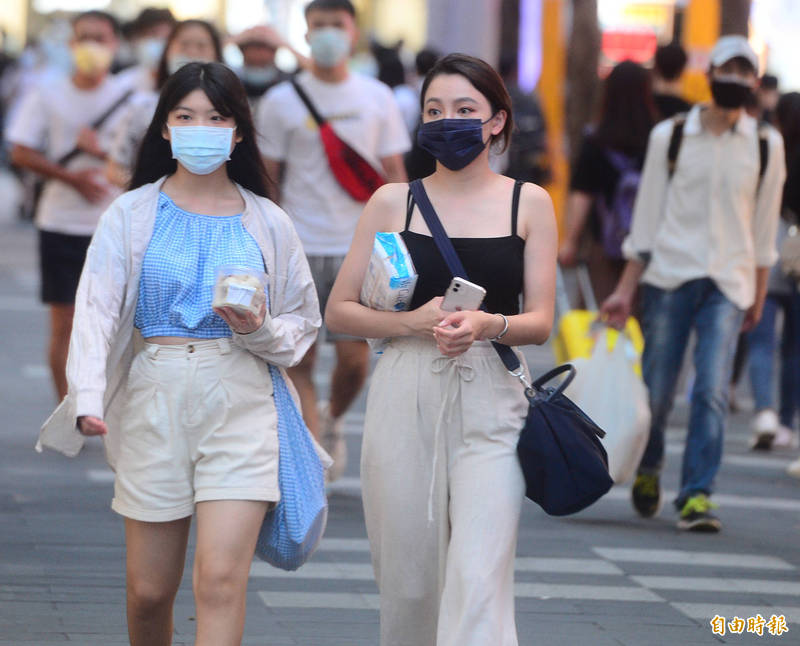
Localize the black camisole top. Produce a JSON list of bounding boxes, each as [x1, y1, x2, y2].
[[400, 180, 526, 316]]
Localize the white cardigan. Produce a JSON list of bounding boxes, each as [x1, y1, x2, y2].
[[37, 177, 323, 470]]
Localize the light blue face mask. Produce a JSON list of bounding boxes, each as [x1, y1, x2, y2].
[[135, 37, 165, 69], [169, 126, 234, 175], [308, 27, 350, 67]]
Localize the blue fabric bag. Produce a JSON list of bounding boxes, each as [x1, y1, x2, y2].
[[256, 365, 328, 570], [408, 179, 613, 517]]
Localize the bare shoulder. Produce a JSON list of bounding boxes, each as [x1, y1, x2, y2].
[[517, 182, 556, 240], [362, 182, 411, 232]]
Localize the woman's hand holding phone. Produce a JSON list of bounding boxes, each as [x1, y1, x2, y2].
[[434, 310, 504, 357]]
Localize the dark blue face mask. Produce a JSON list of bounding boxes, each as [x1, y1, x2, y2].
[[417, 116, 494, 171]]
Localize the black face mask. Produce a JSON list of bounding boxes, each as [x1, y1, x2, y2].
[[416, 117, 494, 171], [710, 78, 753, 109]]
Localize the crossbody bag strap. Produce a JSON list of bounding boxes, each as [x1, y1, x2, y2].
[[57, 88, 135, 168], [290, 76, 326, 126], [666, 113, 687, 180], [407, 179, 528, 383]]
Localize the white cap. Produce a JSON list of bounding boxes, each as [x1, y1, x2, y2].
[[709, 35, 758, 71]]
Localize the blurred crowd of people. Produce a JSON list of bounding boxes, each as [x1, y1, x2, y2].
[[1, 3, 798, 511], [558, 39, 800, 492]]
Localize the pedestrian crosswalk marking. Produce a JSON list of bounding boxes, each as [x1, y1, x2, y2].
[[323, 475, 800, 512], [251, 558, 624, 580], [259, 591, 380, 610], [514, 557, 623, 575], [87, 469, 114, 483], [254, 546, 798, 615], [601, 487, 800, 512], [665, 443, 795, 471], [257, 585, 663, 610], [316, 537, 371, 552], [633, 576, 800, 596], [0, 296, 44, 312], [21, 364, 49, 379], [251, 561, 373, 579], [514, 583, 663, 602], [87, 464, 800, 515], [672, 603, 800, 623], [593, 548, 795, 571]]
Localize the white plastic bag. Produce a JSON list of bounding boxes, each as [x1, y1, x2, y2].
[[564, 330, 650, 484]]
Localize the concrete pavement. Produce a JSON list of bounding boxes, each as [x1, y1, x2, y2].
[[2, 191, 800, 645]]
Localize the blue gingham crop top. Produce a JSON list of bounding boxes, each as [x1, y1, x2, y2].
[[134, 192, 266, 339]]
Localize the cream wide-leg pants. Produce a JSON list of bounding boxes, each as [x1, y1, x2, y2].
[[362, 337, 529, 646]]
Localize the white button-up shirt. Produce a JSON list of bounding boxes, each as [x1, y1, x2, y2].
[[622, 104, 785, 309]]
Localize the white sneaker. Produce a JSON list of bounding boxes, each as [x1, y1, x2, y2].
[[318, 401, 347, 483], [772, 425, 800, 450], [787, 457, 800, 479], [749, 409, 779, 450]]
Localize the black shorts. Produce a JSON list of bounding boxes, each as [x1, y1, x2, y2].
[[38, 229, 92, 304]]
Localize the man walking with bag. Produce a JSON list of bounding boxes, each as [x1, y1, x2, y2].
[[601, 36, 785, 532], [256, 0, 410, 481], [6, 10, 133, 402]]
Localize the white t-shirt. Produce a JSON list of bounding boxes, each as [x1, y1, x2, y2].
[[108, 90, 159, 170], [5, 73, 134, 235], [115, 64, 156, 94], [256, 70, 411, 255]]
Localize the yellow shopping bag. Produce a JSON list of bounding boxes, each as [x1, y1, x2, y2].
[[553, 311, 644, 376], [553, 265, 644, 375]]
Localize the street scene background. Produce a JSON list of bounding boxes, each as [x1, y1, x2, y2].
[[2, 179, 799, 644], [2, 0, 800, 644]]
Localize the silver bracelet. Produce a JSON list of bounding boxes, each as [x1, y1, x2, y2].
[[489, 313, 509, 341]]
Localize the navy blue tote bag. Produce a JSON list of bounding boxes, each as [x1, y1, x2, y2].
[[409, 179, 613, 516]]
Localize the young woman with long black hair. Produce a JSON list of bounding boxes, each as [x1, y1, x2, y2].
[[558, 60, 657, 302], [38, 62, 320, 645], [326, 53, 557, 645]]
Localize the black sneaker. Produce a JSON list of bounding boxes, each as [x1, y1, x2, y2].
[[632, 474, 661, 518], [677, 494, 722, 532]]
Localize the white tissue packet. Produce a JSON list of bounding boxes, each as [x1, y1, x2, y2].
[[212, 265, 268, 316], [359, 232, 417, 353]]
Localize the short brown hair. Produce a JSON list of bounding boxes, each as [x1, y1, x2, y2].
[[420, 53, 514, 151]]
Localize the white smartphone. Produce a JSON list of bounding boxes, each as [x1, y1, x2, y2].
[[441, 277, 487, 312]]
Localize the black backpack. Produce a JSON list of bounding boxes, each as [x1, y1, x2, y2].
[[667, 111, 769, 187], [504, 85, 551, 185]]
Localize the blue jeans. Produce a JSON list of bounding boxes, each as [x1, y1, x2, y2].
[[747, 291, 800, 428], [638, 279, 744, 510]]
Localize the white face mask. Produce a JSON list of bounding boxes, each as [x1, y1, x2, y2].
[[169, 125, 234, 175], [241, 65, 279, 86], [167, 56, 201, 76], [308, 27, 350, 68], [135, 37, 165, 69]]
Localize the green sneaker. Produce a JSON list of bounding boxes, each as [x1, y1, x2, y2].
[[632, 474, 661, 518], [677, 494, 721, 532]]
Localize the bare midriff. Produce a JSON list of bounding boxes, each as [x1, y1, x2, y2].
[[145, 336, 225, 345]]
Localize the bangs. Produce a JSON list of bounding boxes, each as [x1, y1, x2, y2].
[[201, 77, 236, 118]]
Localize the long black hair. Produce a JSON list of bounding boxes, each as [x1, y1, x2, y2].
[[593, 61, 657, 157], [155, 20, 223, 90], [775, 92, 800, 217], [129, 62, 270, 197]]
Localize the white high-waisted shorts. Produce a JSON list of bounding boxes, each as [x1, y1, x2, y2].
[[112, 338, 279, 522]]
